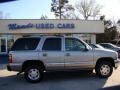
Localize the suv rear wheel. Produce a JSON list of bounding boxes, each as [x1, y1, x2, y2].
[[95, 61, 113, 78], [24, 65, 43, 83]]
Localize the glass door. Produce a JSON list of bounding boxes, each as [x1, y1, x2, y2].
[[0, 37, 7, 54]]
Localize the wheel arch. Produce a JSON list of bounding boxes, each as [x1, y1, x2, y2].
[[95, 57, 115, 68], [22, 60, 46, 72]]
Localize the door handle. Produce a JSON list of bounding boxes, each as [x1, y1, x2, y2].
[[43, 53, 47, 57], [66, 53, 70, 56]]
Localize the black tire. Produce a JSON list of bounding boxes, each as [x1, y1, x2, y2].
[[24, 65, 43, 83], [95, 61, 113, 78]]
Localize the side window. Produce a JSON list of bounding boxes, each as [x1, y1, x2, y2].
[[42, 38, 61, 51], [11, 38, 40, 51], [65, 38, 86, 51]]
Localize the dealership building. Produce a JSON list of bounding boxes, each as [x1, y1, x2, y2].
[[0, 19, 104, 54]]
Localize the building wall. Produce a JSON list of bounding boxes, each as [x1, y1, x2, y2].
[[0, 20, 104, 54]]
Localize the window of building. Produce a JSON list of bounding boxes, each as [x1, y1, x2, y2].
[[8, 38, 14, 51], [42, 38, 61, 51]]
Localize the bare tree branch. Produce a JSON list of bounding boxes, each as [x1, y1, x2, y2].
[[40, 15, 48, 19], [75, 0, 102, 20]]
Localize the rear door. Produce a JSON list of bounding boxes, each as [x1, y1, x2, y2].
[[10, 38, 41, 63], [40, 37, 64, 70]]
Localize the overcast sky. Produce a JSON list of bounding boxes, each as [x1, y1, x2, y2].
[[0, 0, 120, 21]]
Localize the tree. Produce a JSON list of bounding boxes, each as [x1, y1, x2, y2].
[[62, 7, 80, 19], [96, 16, 119, 43], [75, 0, 102, 20], [51, 0, 74, 19], [0, 11, 3, 19], [0, 11, 10, 19], [117, 19, 120, 26], [40, 15, 48, 19]]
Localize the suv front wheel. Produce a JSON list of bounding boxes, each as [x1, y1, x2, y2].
[[24, 65, 43, 83], [95, 61, 113, 78]]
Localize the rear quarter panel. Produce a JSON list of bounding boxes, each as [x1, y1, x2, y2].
[[10, 51, 39, 64]]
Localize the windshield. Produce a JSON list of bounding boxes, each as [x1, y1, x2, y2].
[[100, 43, 119, 49], [89, 44, 104, 49], [109, 43, 119, 48]]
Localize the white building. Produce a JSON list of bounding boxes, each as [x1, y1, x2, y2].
[[0, 19, 104, 54]]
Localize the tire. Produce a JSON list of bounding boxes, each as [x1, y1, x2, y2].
[[95, 61, 113, 78], [24, 65, 43, 83]]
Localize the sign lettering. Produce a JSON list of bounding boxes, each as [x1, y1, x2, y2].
[[8, 23, 75, 30]]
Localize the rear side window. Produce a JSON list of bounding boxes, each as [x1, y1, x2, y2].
[[11, 38, 40, 51], [42, 38, 61, 51]]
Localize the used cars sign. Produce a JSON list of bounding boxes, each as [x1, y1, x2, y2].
[[0, 19, 104, 34], [8, 23, 75, 30]]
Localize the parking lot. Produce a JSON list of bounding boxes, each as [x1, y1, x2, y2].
[[0, 63, 120, 90], [0, 54, 120, 90]]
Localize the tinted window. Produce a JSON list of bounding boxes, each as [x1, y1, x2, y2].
[[65, 38, 86, 51], [11, 38, 40, 51], [42, 38, 61, 51], [100, 44, 114, 49], [100, 44, 110, 48]]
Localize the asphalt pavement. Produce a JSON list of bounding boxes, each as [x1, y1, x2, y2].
[[0, 55, 120, 90], [0, 66, 120, 90]]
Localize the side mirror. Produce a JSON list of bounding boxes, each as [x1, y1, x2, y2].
[[83, 46, 89, 51]]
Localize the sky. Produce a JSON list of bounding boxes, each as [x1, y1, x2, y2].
[[0, 0, 120, 20]]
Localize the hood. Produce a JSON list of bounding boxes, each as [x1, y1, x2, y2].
[[94, 48, 115, 52], [94, 48, 118, 60]]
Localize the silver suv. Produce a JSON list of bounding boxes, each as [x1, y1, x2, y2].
[[7, 36, 120, 83]]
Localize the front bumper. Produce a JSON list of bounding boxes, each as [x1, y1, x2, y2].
[[114, 59, 120, 69]]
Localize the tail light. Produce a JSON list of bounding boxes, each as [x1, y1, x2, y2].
[[8, 54, 12, 63]]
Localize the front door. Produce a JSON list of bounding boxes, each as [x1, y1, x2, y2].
[[0, 37, 7, 54], [64, 38, 94, 69]]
